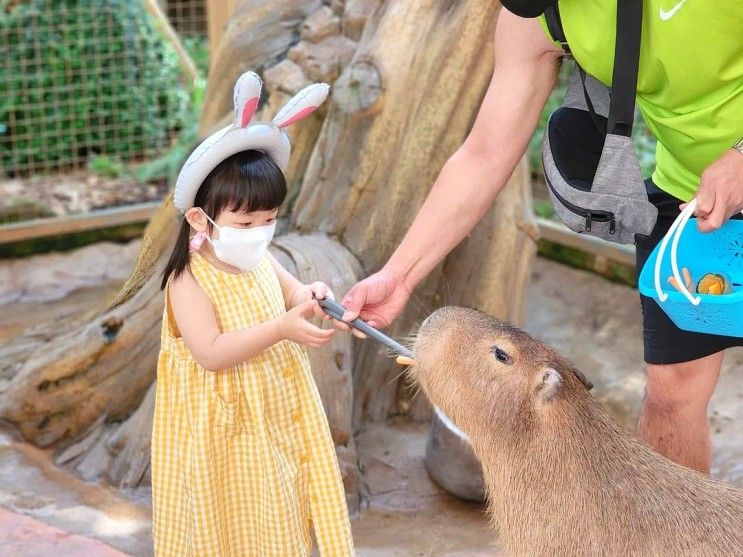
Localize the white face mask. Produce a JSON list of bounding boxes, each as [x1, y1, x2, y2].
[[202, 212, 276, 272]]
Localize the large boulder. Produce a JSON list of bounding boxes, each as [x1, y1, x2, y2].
[[425, 408, 485, 502]]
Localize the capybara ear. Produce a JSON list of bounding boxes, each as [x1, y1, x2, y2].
[[536, 368, 563, 403], [568, 364, 593, 391]]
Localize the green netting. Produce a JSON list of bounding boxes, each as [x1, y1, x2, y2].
[[0, 0, 192, 176]]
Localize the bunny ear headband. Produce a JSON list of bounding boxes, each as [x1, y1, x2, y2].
[[173, 71, 330, 212]]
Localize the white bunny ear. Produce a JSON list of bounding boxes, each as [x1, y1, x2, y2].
[[273, 83, 330, 128], [233, 72, 263, 128]]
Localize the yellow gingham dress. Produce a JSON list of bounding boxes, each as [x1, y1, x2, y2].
[[152, 252, 354, 556]]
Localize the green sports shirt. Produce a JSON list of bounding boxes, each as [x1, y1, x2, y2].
[[538, 0, 743, 201]]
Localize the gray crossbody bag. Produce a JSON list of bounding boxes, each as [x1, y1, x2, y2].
[[541, 0, 657, 244]]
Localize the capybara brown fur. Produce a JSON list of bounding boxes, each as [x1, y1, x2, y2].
[[410, 306, 743, 556]]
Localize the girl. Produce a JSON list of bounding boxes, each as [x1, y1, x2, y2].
[[151, 73, 354, 556]]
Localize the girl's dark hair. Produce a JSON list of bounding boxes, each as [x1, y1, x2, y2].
[[161, 150, 286, 289]]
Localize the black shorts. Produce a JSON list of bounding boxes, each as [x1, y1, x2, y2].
[[636, 180, 743, 365]]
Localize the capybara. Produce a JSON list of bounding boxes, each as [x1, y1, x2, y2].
[[410, 306, 743, 556]]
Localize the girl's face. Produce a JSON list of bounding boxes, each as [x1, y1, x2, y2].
[[212, 207, 278, 233], [186, 206, 279, 239]]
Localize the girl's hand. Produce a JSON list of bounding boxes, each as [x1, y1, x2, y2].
[[290, 281, 334, 307], [289, 281, 364, 338], [290, 281, 337, 320], [308, 281, 333, 301], [277, 300, 335, 348]]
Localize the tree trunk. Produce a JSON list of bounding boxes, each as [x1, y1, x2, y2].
[[293, 0, 536, 422], [0, 0, 537, 501], [199, 0, 323, 134]]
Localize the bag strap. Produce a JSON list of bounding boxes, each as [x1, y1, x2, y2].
[[608, 0, 643, 136], [543, 1, 642, 137], [544, 5, 570, 55]]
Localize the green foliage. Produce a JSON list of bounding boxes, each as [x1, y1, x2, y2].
[[0, 196, 54, 224], [534, 199, 556, 220], [0, 222, 146, 258], [537, 240, 636, 287], [0, 0, 192, 174], [183, 36, 210, 77], [87, 155, 127, 178], [133, 76, 205, 185]]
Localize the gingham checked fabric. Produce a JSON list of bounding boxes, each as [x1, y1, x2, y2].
[[152, 252, 354, 556]]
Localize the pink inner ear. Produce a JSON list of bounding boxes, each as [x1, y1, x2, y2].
[[241, 97, 259, 127], [277, 105, 318, 128]]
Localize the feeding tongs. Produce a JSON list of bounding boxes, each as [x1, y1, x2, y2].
[[315, 297, 416, 365]]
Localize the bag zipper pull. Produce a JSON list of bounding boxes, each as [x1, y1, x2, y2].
[[585, 214, 592, 232]]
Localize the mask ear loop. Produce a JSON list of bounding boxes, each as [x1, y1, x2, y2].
[[183, 208, 218, 252]]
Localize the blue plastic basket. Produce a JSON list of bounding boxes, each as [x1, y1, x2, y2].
[[638, 200, 743, 338]]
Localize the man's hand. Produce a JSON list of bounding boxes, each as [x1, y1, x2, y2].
[[340, 13, 560, 330], [683, 149, 743, 232], [340, 268, 412, 329]]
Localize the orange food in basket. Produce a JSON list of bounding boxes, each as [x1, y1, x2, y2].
[[696, 273, 731, 296]]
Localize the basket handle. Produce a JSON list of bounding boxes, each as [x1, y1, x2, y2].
[[653, 198, 702, 306]]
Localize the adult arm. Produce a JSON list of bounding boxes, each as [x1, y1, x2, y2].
[[341, 11, 563, 327]]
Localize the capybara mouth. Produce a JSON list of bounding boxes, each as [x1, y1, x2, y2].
[[408, 308, 456, 385]]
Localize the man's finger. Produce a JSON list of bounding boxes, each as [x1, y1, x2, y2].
[[701, 191, 728, 232], [341, 286, 365, 322], [695, 187, 715, 217]]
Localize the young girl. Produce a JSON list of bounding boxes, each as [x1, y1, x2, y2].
[[151, 73, 354, 556]]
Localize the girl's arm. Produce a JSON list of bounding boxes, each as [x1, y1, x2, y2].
[[267, 252, 357, 334], [267, 252, 304, 309], [267, 252, 334, 308], [169, 270, 333, 371]]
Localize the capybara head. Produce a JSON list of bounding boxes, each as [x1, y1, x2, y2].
[[411, 306, 593, 440]]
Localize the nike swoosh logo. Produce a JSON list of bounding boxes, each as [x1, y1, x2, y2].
[[659, 0, 687, 20]]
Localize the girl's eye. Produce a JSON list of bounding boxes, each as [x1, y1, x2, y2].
[[267, 217, 276, 224], [491, 346, 513, 365]]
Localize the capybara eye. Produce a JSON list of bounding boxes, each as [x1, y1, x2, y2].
[[491, 346, 513, 365]]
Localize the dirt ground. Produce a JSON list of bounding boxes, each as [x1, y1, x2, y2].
[[0, 174, 165, 222], [0, 243, 740, 556]]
